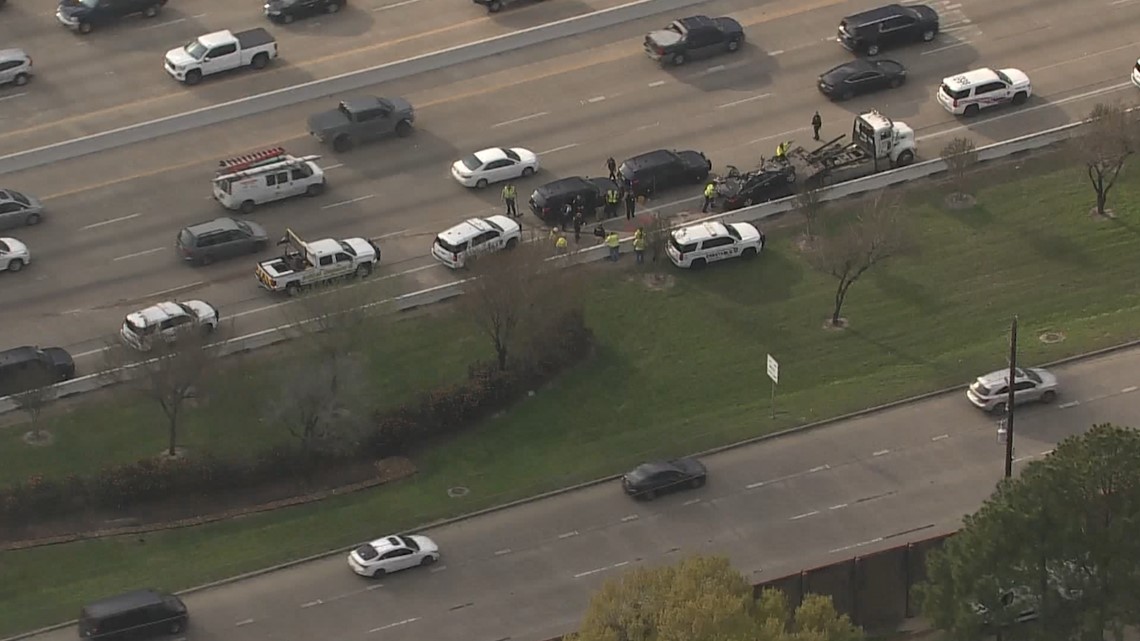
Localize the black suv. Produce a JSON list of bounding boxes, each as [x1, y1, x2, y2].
[[529, 176, 619, 226], [56, 0, 168, 34], [0, 345, 75, 397], [79, 589, 188, 640], [644, 15, 745, 66], [264, 0, 345, 24], [618, 149, 711, 197], [836, 4, 939, 56]]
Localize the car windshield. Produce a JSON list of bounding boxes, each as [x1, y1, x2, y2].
[[941, 84, 970, 100], [995, 70, 1013, 84], [398, 536, 421, 551], [725, 225, 742, 240], [177, 303, 196, 318], [485, 219, 504, 233], [436, 237, 466, 253], [234, 220, 253, 236], [0, 240, 9, 253], [627, 466, 653, 482], [178, 229, 195, 247], [339, 241, 358, 256], [501, 148, 520, 161], [1024, 369, 1042, 384], [461, 155, 482, 171], [7, 191, 29, 206], [184, 40, 209, 60]]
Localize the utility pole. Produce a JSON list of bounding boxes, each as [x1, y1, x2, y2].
[[1004, 316, 1018, 479]]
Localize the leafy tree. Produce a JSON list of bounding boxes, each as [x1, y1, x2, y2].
[[940, 137, 978, 204], [1075, 103, 1136, 217], [569, 555, 862, 641], [918, 423, 1140, 641]]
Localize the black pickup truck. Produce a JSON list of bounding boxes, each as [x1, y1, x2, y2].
[[644, 15, 745, 67]]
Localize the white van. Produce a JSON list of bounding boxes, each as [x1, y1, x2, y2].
[[431, 216, 521, 268], [212, 147, 326, 214]]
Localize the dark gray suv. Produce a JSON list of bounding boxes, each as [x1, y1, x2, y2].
[[176, 217, 268, 266]]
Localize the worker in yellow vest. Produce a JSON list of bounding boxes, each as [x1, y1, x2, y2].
[[555, 234, 568, 254], [702, 182, 716, 213], [633, 227, 646, 264], [502, 183, 518, 217], [604, 188, 620, 220], [605, 231, 620, 261], [775, 141, 790, 161]]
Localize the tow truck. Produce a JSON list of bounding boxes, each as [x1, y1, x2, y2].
[[784, 110, 916, 188], [255, 229, 380, 296]]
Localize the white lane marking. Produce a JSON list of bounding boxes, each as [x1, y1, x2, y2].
[[683, 498, 701, 505], [587, 96, 606, 103], [301, 599, 322, 608], [1013, 448, 1055, 464], [648, 80, 666, 87], [1058, 401, 1080, 409], [717, 93, 772, 109], [1030, 43, 1137, 74], [790, 510, 819, 521], [746, 480, 767, 489], [63, 308, 86, 315], [141, 17, 186, 29], [321, 194, 375, 210], [830, 536, 884, 554], [74, 346, 110, 358], [370, 618, 419, 633], [538, 143, 579, 155], [494, 548, 512, 556], [374, 229, 409, 239], [0, 93, 27, 103], [873, 449, 890, 457], [829, 503, 848, 510], [1122, 386, 1138, 393], [573, 560, 631, 579], [492, 112, 549, 128], [932, 434, 950, 441], [81, 213, 141, 230], [750, 127, 808, 145], [809, 464, 830, 473], [558, 530, 579, 539], [429, 565, 448, 573], [921, 41, 971, 55], [706, 64, 726, 73], [142, 281, 204, 299], [634, 122, 660, 132], [945, 2, 962, 8], [324, 163, 344, 170], [235, 619, 255, 627], [374, 0, 422, 9], [112, 247, 165, 262], [621, 514, 639, 522], [769, 49, 785, 55]]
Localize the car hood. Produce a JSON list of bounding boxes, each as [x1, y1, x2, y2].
[[509, 147, 538, 167], [999, 68, 1031, 88], [165, 47, 198, 68], [646, 29, 682, 48], [409, 535, 439, 554], [672, 458, 707, 476], [243, 221, 270, 241], [485, 215, 522, 235], [677, 150, 711, 171], [56, 0, 89, 17], [911, 4, 939, 25], [728, 222, 762, 243], [343, 237, 378, 261], [307, 108, 351, 133], [586, 177, 619, 193], [42, 347, 75, 373], [387, 96, 415, 118], [1028, 368, 1058, 387], [713, 16, 743, 34], [182, 300, 218, 322], [0, 237, 28, 256]]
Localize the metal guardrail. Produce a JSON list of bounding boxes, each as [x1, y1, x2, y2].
[[0, 118, 1086, 415]]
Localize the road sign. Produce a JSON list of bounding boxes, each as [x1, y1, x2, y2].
[[766, 354, 779, 384]]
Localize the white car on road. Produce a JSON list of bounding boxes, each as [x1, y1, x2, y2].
[[0, 237, 29, 273], [451, 147, 538, 188], [120, 300, 220, 352], [666, 221, 765, 269], [936, 67, 1031, 117], [432, 216, 521, 268], [966, 367, 1058, 413], [348, 534, 440, 577], [1132, 58, 1140, 89]]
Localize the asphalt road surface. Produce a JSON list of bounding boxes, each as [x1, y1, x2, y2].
[[2, 0, 1135, 370], [23, 343, 1140, 641]]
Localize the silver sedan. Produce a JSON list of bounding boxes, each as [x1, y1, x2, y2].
[[0, 189, 44, 231]]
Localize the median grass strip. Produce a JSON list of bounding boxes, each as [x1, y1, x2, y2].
[[5, 154, 1140, 635]]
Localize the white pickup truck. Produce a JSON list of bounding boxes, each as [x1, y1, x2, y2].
[[256, 229, 381, 296], [165, 28, 277, 85]]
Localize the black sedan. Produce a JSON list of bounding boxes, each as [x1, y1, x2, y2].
[[264, 0, 345, 24], [818, 59, 907, 101], [720, 166, 796, 211], [622, 458, 707, 500]]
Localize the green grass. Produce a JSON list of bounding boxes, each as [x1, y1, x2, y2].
[[4, 156, 1140, 635]]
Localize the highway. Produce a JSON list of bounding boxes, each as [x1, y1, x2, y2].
[[24, 342, 1140, 641], [2, 0, 1135, 372]]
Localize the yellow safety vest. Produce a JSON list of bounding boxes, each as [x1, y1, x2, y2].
[[606, 190, 619, 204], [605, 233, 620, 248], [555, 236, 568, 250], [502, 185, 516, 199], [633, 232, 646, 250], [704, 183, 716, 198]]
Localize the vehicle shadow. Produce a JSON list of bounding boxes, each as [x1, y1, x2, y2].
[[351, 129, 462, 182], [664, 44, 777, 94], [272, 4, 375, 38], [485, 0, 591, 28], [184, 57, 319, 104], [76, 8, 211, 54]]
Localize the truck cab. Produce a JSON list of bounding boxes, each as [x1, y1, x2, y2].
[[853, 110, 915, 167], [256, 229, 380, 296], [787, 110, 915, 188]]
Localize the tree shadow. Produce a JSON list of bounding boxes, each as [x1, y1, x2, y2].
[[685, 246, 803, 306], [665, 45, 777, 94], [871, 269, 949, 315], [1019, 226, 1093, 268], [273, 4, 375, 37]]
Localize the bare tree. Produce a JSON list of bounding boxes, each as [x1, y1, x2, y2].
[[1075, 102, 1137, 217], [794, 184, 825, 240], [643, 212, 672, 269], [940, 137, 978, 204], [268, 358, 365, 456], [808, 192, 907, 327], [10, 368, 57, 444], [285, 282, 377, 397]]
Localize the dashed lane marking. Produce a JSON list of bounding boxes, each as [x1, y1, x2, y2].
[[112, 247, 165, 262], [573, 560, 630, 579], [921, 41, 971, 55], [932, 434, 950, 441], [321, 194, 375, 210], [873, 449, 890, 457], [1058, 401, 1080, 409], [493, 548, 512, 556], [374, 0, 423, 10], [539, 143, 579, 155], [370, 618, 420, 633], [558, 530, 579, 539], [81, 213, 141, 230], [324, 163, 344, 170], [0, 93, 27, 103], [235, 619, 254, 627], [1123, 386, 1138, 393], [648, 80, 666, 87], [789, 510, 819, 521], [683, 498, 701, 505], [586, 95, 606, 103], [620, 514, 639, 522], [430, 565, 448, 573], [717, 93, 772, 109], [829, 503, 848, 510], [492, 112, 548, 128], [706, 64, 726, 73]]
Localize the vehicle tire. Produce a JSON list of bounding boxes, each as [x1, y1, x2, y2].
[[239, 200, 256, 214], [251, 53, 270, 70], [420, 555, 436, 567], [371, 567, 387, 578], [143, 5, 157, 16], [691, 258, 706, 270], [285, 282, 302, 297], [840, 90, 854, 101], [7, 258, 23, 272], [641, 489, 656, 501], [198, 254, 214, 266], [922, 29, 936, 42], [689, 476, 705, 489], [253, 240, 267, 252], [282, 12, 294, 23], [742, 247, 757, 259], [866, 44, 880, 56], [202, 323, 216, 335], [1041, 390, 1057, 403], [185, 69, 202, 86], [355, 262, 373, 278], [13, 73, 29, 87], [505, 237, 518, 250], [963, 104, 980, 118], [475, 178, 489, 189], [991, 402, 1007, 416], [521, 166, 535, 178], [726, 38, 741, 53], [895, 149, 915, 166], [395, 120, 413, 137], [488, 0, 502, 11], [890, 76, 904, 88], [333, 135, 354, 153], [306, 183, 325, 196], [1012, 91, 1028, 106], [78, 22, 93, 34], [169, 620, 184, 634], [670, 52, 686, 66], [326, 1, 343, 13], [24, 212, 41, 225]]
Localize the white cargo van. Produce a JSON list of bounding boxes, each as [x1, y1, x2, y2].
[[212, 147, 326, 214]]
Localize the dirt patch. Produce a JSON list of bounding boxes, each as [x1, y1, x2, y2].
[[639, 272, 675, 291], [943, 193, 976, 210], [21, 430, 54, 447], [822, 317, 849, 331], [1090, 207, 1118, 221]]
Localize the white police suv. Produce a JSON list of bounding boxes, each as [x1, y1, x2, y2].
[[432, 216, 521, 269], [666, 221, 764, 269], [936, 67, 1030, 117]]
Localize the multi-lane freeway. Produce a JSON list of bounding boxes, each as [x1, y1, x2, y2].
[[23, 343, 1140, 641], [1, 0, 1135, 374]]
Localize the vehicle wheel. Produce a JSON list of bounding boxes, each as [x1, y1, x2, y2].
[[641, 489, 656, 501], [251, 53, 270, 70], [691, 258, 706, 270], [168, 620, 184, 634], [420, 555, 436, 567], [671, 52, 686, 66], [689, 476, 705, 489], [355, 262, 373, 278], [7, 258, 23, 272], [742, 247, 757, 259], [326, 1, 343, 13], [726, 38, 741, 53], [866, 44, 880, 56], [475, 178, 489, 189], [282, 12, 295, 23], [922, 29, 936, 42], [991, 402, 1007, 416], [306, 183, 325, 197], [488, 0, 502, 11], [239, 200, 256, 214], [1040, 390, 1057, 403], [963, 104, 980, 118], [143, 5, 157, 16], [895, 150, 914, 166], [286, 282, 302, 297], [332, 135, 354, 153], [198, 254, 214, 266], [840, 90, 854, 101], [1012, 91, 1028, 106], [890, 76, 904, 88], [202, 323, 216, 335], [25, 213, 41, 225], [521, 166, 535, 178], [78, 22, 93, 34], [395, 120, 413, 138], [185, 70, 202, 86], [505, 237, 518, 250], [371, 567, 387, 578], [253, 241, 267, 252], [13, 73, 29, 87]]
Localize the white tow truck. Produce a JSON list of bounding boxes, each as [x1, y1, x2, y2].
[[785, 110, 916, 188], [256, 229, 381, 296], [164, 28, 277, 85], [212, 147, 326, 214]]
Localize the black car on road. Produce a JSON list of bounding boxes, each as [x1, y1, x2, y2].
[[55, 0, 167, 34], [622, 458, 707, 501], [818, 58, 907, 101], [79, 589, 188, 641], [177, 217, 269, 266], [528, 176, 619, 227], [619, 149, 711, 198], [720, 165, 796, 211], [265, 0, 345, 23], [644, 15, 744, 66], [836, 4, 939, 56], [0, 345, 75, 398]]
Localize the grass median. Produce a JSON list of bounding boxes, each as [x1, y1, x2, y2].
[[5, 153, 1140, 636]]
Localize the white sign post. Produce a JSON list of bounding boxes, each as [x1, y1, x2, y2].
[[766, 354, 779, 419]]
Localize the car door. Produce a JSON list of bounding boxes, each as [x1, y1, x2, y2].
[[333, 251, 355, 276], [878, 15, 915, 47], [217, 230, 247, 259], [355, 107, 386, 142], [689, 26, 721, 58], [160, 313, 192, 343], [847, 71, 882, 95], [484, 159, 515, 184], [0, 202, 21, 229], [975, 81, 1009, 108], [0, 59, 18, 85], [382, 547, 416, 571], [203, 42, 238, 74], [701, 236, 736, 263], [1012, 380, 1038, 405]]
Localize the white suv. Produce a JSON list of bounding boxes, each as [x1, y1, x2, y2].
[[666, 221, 765, 269], [120, 300, 219, 351], [966, 367, 1058, 413], [431, 215, 521, 269], [936, 67, 1031, 117]]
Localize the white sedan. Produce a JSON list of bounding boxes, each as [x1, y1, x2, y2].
[[451, 147, 539, 188], [348, 534, 440, 577], [0, 237, 29, 272]]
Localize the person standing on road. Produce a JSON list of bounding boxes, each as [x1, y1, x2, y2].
[[604, 187, 620, 220], [624, 189, 637, 221], [633, 227, 646, 264], [573, 210, 584, 243], [502, 183, 518, 217], [555, 234, 568, 255], [606, 157, 618, 182], [605, 230, 621, 261], [702, 182, 716, 213], [812, 112, 822, 141]]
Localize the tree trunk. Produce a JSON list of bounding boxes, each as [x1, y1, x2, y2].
[[167, 414, 178, 457], [495, 343, 508, 371], [1097, 187, 1108, 216], [831, 280, 849, 326]]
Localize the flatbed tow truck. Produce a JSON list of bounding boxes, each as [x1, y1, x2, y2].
[[783, 110, 917, 188]]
